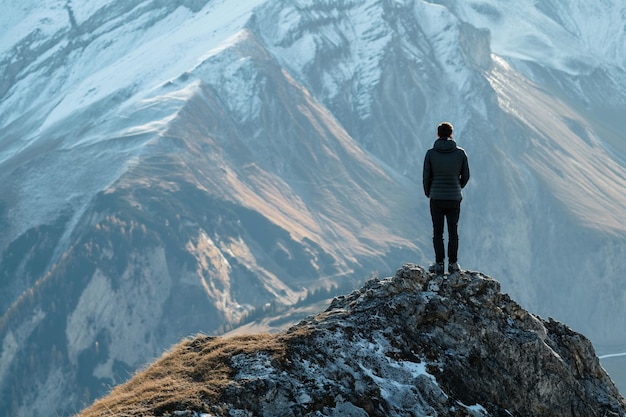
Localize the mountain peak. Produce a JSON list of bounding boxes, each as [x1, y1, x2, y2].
[[79, 264, 626, 417]]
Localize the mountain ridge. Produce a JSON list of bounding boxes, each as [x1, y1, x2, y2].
[[77, 264, 626, 417], [2, 1, 626, 415]]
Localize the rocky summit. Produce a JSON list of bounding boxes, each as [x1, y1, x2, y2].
[[79, 265, 626, 417]]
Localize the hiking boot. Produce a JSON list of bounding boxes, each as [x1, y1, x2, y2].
[[448, 262, 461, 274], [428, 262, 444, 274]]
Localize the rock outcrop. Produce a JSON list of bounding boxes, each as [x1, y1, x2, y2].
[[79, 264, 626, 417]]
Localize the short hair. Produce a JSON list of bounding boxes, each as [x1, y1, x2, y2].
[[437, 122, 454, 138]]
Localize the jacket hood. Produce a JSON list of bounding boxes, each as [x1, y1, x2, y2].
[[433, 137, 457, 153]]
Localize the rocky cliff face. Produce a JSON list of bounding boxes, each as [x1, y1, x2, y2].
[[79, 264, 626, 417]]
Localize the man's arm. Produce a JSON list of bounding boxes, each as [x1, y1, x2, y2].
[[460, 153, 470, 188], [423, 152, 432, 197]]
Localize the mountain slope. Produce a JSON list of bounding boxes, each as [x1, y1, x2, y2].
[[2, 0, 626, 415], [0, 24, 418, 417], [78, 265, 626, 417], [249, 0, 626, 362]]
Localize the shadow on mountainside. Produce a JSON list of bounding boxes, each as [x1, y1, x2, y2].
[[77, 264, 626, 417]]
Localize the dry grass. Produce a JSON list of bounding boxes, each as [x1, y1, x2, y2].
[[77, 333, 288, 417]]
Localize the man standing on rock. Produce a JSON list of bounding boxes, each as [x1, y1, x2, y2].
[[422, 121, 470, 274]]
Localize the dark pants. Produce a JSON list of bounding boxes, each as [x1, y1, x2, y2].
[[430, 199, 461, 264]]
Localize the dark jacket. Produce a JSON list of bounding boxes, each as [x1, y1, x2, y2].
[[423, 137, 470, 200]]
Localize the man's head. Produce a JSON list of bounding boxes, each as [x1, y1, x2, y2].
[[437, 122, 454, 138]]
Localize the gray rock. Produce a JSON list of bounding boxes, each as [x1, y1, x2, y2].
[[84, 264, 626, 417]]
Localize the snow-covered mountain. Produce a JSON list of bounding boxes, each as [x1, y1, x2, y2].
[[1, 0, 626, 415]]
